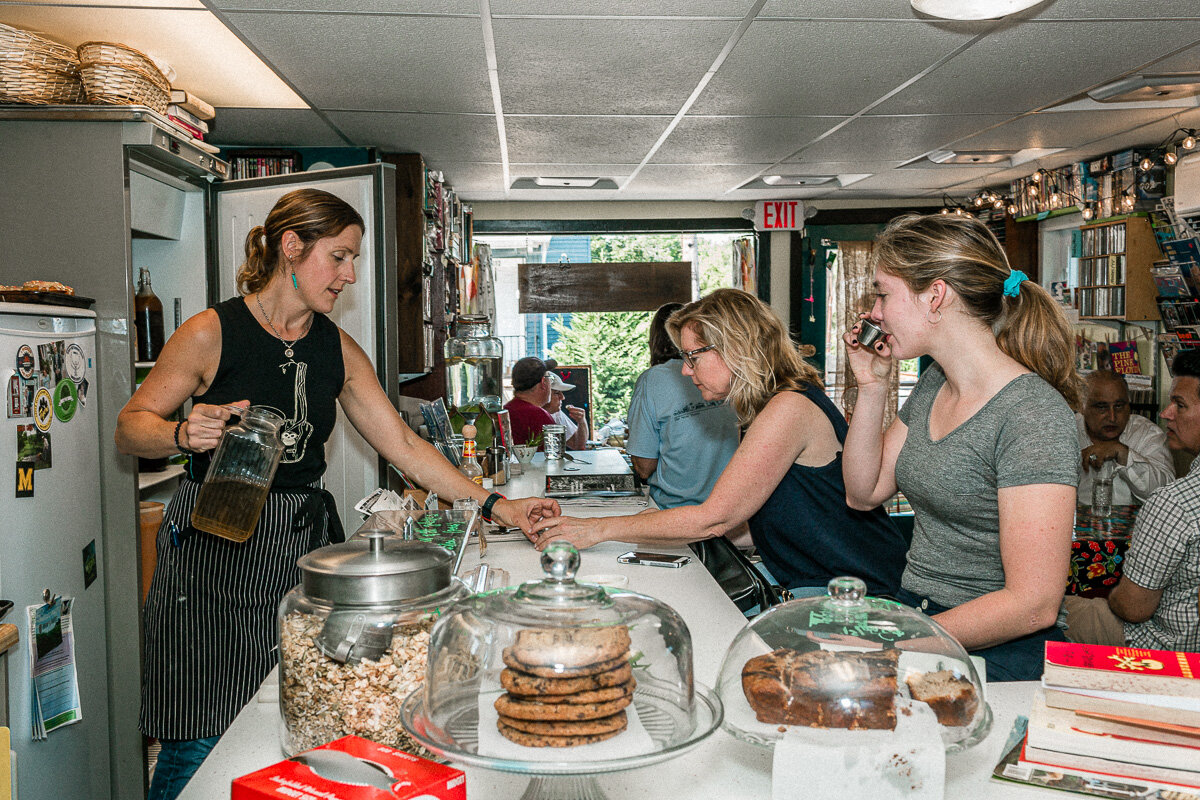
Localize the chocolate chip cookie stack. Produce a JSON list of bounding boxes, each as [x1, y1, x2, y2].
[[495, 625, 636, 747]]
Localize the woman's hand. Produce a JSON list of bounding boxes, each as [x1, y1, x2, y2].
[[493, 497, 561, 536], [181, 400, 249, 452], [842, 314, 894, 390], [529, 515, 606, 551]]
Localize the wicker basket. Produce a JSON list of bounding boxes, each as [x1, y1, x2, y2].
[[77, 41, 169, 113], [0, 23, 85, 104]]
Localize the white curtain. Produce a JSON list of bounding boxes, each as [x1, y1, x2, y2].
[[829, 241, 899, 429]]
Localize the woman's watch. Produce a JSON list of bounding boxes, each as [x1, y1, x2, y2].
[[481, 492, 505, 522]]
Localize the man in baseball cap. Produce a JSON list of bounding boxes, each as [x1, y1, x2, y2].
[[543, 368, 588, 450], [503, 357, 555, 448]]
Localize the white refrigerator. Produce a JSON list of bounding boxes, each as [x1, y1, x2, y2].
[[0, 301, 109, 800]]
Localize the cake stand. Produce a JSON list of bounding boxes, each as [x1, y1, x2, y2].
[[400, 681, 723, 800]]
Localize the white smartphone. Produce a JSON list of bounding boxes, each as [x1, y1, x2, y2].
[[617, 551, 691, 568]]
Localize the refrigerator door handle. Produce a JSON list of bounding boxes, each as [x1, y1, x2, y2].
[[0, 326, 94, 338]]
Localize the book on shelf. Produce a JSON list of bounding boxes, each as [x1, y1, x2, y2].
[[1107, 340, 1141, 374], [1028, 689, 1200, 772], [166, 114, 205, 140], [168, 89, 215, 120], [166, 104, 209, 133], [1044, 686, 1200, 728], [1044, 642, 1200, 698]]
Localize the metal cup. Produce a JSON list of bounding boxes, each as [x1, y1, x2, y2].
[[856, 319, 884, 348]]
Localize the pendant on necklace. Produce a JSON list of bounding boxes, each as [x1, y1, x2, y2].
[[284, 346, 294, 358]]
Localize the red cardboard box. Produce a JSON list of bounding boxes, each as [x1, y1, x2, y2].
[[232, 736, 465, 800]]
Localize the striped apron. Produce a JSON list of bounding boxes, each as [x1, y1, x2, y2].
[[139, 476, 340, 740]]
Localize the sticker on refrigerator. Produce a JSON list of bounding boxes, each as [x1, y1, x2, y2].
[[64, 343, 86, 384], [53, 379, 78, 423], [33, 387, 53, 431], [17, 344, 35, 379], [8, 373, 24, 417], [16, 462, 34, 497], [38, 340, 65, 385], [17, 424, 51, 470], [82, 540, 97, 589]]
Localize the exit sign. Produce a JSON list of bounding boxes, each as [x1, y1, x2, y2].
[[754, 200, 806, 232]]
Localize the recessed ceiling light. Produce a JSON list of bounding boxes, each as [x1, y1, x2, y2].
[[762, 175, 836, 186], [910, 0, 1042, 20], [1087, 74, 1200, 103], [926, 150, 1014, 164], [510, 177, 619, 190]]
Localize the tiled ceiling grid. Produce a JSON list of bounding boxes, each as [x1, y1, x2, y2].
[[4, 0, 1200, 202]]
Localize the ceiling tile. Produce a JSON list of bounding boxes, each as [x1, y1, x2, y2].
[[1140, 40, 1200, 73], [211, 0, 477, 12], [492, 18, 736, 115], [505, 116, 670, 163], [650, 116, 847, 164], [795, 114, 1012, 163], [222, 12, 492, 112], [423, 161, 505, 197], [207, 108, 347, 146], [847, 166, 1001, 191], [1027, 0, 1200, 19], [778, 159, 907, 172], [950, 108, 1178, 150], [490, 0, 748, 15], [624, 164, 771, 199], [761, 0, 970, 21], [874, 20, 1200, 115], [690, 19, 977, 116], [510, 163, 637, 178], [326, 111, 500, 162]]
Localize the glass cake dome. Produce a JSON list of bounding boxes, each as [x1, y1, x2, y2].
[[716, 576, 991, 752], [399, 542, 722, 799]]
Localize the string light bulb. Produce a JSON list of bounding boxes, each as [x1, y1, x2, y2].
[[1007, 202, 1018, 215], [993, 197, 1005, 210], [973, 194, 985, 207], [1184, 133, 1198, 150], [939, 207, 951, 215], [1139, 156, 1155, 171], [1031, 170, 1043, 183], [1166, 150, 1179, 166], [1081, 205, 1094, 221], [1027, 184, 1039, 197]]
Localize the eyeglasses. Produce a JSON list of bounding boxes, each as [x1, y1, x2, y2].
[[678, 344, 716, 368]]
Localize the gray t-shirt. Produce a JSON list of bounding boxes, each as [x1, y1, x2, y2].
[[896, 363, 1079, 608]]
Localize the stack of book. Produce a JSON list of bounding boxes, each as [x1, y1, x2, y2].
[[997, 642, 1200, 798], [163, 89, 219, 155]]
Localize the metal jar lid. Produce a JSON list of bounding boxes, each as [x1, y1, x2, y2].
[[296, 529, 453, 605]]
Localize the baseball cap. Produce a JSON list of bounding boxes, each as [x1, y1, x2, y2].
[[546, 371, 575, 392]]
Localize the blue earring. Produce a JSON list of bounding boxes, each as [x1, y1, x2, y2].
[[291, 272, 298, 290]]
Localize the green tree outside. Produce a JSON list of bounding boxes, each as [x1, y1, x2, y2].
[[549, 233, 740, 428]]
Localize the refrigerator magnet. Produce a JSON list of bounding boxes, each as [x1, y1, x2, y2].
[[33, 387, 52, 431], [16, 462, 34, 497], [82, 540, 97, 588], [17, 424, 51, 470], [7, 374, 22, 418], [16, 344, 34, 379], [53, 379, 78, 423], [65, 343, 85, 384]]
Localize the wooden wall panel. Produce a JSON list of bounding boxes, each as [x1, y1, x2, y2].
[[518, 261, 692, 313]]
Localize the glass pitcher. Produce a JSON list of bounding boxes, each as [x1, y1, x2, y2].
[[190, 405, 285, 542]]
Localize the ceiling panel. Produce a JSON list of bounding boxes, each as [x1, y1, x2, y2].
[[510, 163, 637, 177], [761, 0, 979, 21], [326, 111, 501, 165], [206, 109, 347, 146], [505, 116, 671, 163], [950, 108, 1178, 151], [649, 116, 846, 164], [794, 114, 1012, 163], [491, 0, 750, 16], [847, 166, 1002, 191], [422, 161, 505, 197], [690, 19, 977, 116], [211, 0, 478, 12], [874, 20, 1200, 115], [222, 12, 492, 112], [12, 0, 203, 6], [626, 164, 772, 198], [492, 18, 735, 115], [1138, 40, 1200, 73], [778, 158, 907, 172], [1026, 0, 1200, 19]]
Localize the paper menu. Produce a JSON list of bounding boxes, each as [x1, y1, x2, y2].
[[26, 596, 82, 739]]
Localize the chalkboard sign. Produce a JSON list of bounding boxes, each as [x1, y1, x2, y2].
[[553, 364, 592, 435]]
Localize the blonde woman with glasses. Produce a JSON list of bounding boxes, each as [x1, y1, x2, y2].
[[531, 288, 908, 598]]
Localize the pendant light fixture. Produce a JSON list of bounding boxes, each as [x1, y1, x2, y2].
[[910, 0, 1043, 20]]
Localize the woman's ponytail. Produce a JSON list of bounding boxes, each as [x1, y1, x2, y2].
[[237, 225, 274, 295], [996, 281, 1082, 409]]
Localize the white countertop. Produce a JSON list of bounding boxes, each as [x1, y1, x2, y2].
[[178, 459, 1046, 799]]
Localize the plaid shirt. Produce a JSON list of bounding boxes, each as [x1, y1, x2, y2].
[[1122, 458, 1200, 652]]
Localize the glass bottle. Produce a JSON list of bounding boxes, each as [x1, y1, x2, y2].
[[134, 267, 165, 362], [444, 315, 503, 413], [191, 406, 285, 542], [458, 423, 484, 486], [1091, 458, 1115, 518]]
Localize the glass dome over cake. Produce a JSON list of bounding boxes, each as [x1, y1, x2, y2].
[[399, 541, 722, 779], [716, 576, 991, 752]]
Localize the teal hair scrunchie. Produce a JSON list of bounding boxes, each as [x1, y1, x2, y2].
[[1003, 269, 1027, 297]]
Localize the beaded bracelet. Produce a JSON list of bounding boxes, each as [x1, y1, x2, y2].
[[174, 419, 198, 455]]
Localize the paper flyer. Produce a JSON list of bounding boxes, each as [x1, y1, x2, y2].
[[26, 596, 82, 739]]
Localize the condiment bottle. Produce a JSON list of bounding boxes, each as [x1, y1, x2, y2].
[[459, 423, 484, 486], [134, 266, 165, 362]]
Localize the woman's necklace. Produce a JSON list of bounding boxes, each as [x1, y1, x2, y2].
[[255, 293, 311, 359]]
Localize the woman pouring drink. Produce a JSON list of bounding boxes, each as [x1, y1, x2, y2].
[[115, 189, 559, 800]]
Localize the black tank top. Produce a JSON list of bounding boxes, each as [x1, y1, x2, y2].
[[189, 297, 344, 488]]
